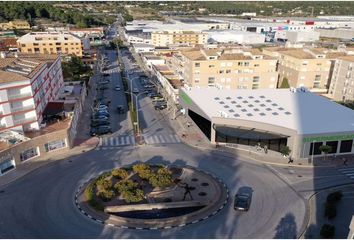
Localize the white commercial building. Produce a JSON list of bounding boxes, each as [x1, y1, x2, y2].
[[179, 87, 354, 161], [207, 30, 265, 44], [132, 43, 155, 53], [316, 28, 354, 40]]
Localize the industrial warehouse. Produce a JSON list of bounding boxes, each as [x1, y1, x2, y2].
[[179, 87, 354, 161]]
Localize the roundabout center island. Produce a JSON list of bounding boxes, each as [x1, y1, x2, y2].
[[76, 163, 229, 229]]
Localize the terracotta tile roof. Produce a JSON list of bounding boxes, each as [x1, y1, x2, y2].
[[181, 50, 206, 61], [338, 55, 354, 62], [219, 53, 251, 60], [0, 70, 29, 83]]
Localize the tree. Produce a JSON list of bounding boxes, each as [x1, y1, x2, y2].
[[111, 168, 128, 180], [148, 168, 173, 188], [320, 224, 335, 238], [132, 164, 152, 180], [62, 55, 91, 81], [319, 145, 332, 161], [280, 77, 290, 88], [280, 146, 291, 157]]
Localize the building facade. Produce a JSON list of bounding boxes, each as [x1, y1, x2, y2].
[[0, 53, 64, 132], [329, 55, 354, 102], [151, 31, 208, 47], [263, 47, 343, 93], [178, 48, 278, 90], [0, 20, 31, 31], [17, 32, 84, 57]]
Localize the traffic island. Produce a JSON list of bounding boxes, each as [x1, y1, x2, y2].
[[75, 164, 229, 229]]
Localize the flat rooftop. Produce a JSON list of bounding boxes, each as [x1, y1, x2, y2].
[[181, 87, 354, 135]]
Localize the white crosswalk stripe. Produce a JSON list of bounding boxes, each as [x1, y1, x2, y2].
[[143, 134, 181, 145], [103, 68, 119, 74], [337, 167, 354, 179], [96, 135, 135, 149]]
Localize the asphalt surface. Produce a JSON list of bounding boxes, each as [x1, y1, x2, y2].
[[0, 144, 306, 238]]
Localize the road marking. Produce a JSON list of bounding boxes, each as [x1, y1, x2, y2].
[[110, 137, 114, 145]]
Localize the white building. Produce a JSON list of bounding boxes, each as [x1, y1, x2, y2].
[[316, 28, 354, 40], [207, 30, 265, 44], [179, 87, 354, 161], [0, 53, 64, 132], [276, 31, 320, 43], [132, 43, 155, 53]]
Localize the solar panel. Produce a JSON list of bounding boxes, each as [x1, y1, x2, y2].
[[237, 96, 243, 99], [248, 96, 254, 99], [272, 112, 279, 115], [219, 101, 225, 104], [278, 107, 284, 110], [242, 100, 248, 103], [266, 99, 272, 103], [259, 112, 266, 116], [236, 105, 242, 108], [260, 96, 265, 98], [224, 105, 229, 108], [247, 113, 253, 116], [229, 109, 235, 113], [285, 111, 291, 115], [226, 97, 231, 100], [260, 104, 266, 107], [248, 104, 254, 107], [254, 108, 259, 112], [272, 103, 278, 106], [214, 97, 220, 100], [266, 108, 272, 111], [234, 114, 240, 117], [231, 101, 236, 104], [254, 100, 260, 103], [241, 109, 247, 112]]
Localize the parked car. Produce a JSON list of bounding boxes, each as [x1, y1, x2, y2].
[[148, 92, 158, 98], [93, 112, 110, 118], [91, 120, 110, 127], [92, 116, 109, 121], [234, 193, 252, 211], [117, 105, 125, 114], [132, 88, 139, 93], [154, 101, 167, 110], [90, 125, 112, 136], [115, 85, 121, 91], [152, 96, 164, 102]]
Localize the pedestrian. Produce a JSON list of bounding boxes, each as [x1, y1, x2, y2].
[[288, 156, 293, 164], [187, 122, 191, 128], [343, 158, 348, 166], [264, 145, 268, 154]]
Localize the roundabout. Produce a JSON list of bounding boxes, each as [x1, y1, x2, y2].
[[0, 144, 306, 238], [75, 164, 229, 229]]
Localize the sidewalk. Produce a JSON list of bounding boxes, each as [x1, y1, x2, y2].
[[162, 109, 354, 168], [0, 144, 96, 188]]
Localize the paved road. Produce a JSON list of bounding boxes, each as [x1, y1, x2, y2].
[[0, 143, 306, 238]]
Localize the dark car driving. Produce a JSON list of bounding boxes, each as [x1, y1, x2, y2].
[[234, 193, 252, 211]]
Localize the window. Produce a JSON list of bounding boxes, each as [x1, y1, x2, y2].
[[44, 139, 66, 152], [252, 84, 259, 89], [21, 44, 26, 47], [238, 62, 243, 66], [326, 141, 338, 154], [195, 78, 200, 83], [33, 43, 39, 46], [244, 62, 250, 66], [195, 63, 200, 67], [208, 77, 215, 84], [340, 140, 353, 153], [55, 42, 61, 46], [226, 69, 231, 74], [219, 70, 224, 74], [0, 158, 15, 175], [253, 76, 260, 82], [254, 64, 260, 67], [209, 65, 215, 68], [20, 148, 39, 162], [309, 142, 323, 155], [315, 75, 321, 81]]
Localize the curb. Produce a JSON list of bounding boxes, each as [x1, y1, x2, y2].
[[299, 182, 354, 239], [74, 165, 229, 230]]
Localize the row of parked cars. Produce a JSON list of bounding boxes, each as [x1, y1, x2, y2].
[[140, 77, 168, 110], [90, 103, 112, 136]]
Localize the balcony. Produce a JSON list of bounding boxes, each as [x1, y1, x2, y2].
[[13, 117, 37, 126], [7, 92, 32, 101], [10, 105, 35, 113]]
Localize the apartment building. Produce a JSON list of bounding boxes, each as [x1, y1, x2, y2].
[[0, 53, 64, 132], [0, 20, 31, 31], [177, 48, 278, 90], [263, 47, 345, 92], [17, 32, 84, 57], [329, 55, 354, 102], [151, 31, 208, 47]]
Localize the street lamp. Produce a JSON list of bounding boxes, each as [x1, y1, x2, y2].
[[125, 91, 145, 135]]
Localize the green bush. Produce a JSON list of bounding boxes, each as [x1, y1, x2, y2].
[[84, 182, 104, 211], [97, 189, 115, 202], [132, 164, 152, 180], [114, 179, 138, 193], [148, 168, 173, 188], [121, 189, 145, 203], [320, 224, 335, 238], [324, 202, 337, 219], [96, 178, 113, 191], [111, 168, 129, 180], [327, 191, 343, 204]]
